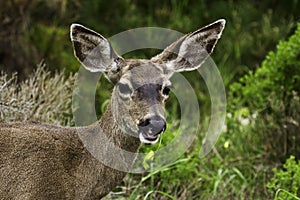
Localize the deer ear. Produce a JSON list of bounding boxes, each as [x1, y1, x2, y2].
[[152, 19, 225, 74], [70, 24, 124, 76]]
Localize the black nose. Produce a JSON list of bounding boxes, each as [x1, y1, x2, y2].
[[138, 116, 166, 136]]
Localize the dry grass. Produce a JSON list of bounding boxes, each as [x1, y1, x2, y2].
[[0, 63, 75, 126]]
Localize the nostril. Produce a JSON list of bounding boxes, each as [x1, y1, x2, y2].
[[138, 118, 150, 127], [138, 116, 166, 135]]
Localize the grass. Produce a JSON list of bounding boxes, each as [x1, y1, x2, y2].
[[274, 189, 300, 200]]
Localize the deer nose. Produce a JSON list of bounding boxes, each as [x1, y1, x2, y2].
[[138, 116, 166, 136]]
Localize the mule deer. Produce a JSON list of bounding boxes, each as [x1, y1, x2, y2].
[[0, 19, 225, 199]]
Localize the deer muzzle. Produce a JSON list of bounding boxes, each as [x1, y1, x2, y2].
[[138, 116, 166, 144]]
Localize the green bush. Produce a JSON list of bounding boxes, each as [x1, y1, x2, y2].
[[267, 156, 300, 200], [28, 24, 79, 73], [229, 22, 300, 162]]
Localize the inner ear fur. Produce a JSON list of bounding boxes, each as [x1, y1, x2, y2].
[[152, 19, 226, 73]]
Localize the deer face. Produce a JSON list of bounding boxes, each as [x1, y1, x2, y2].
[[111, 60, 171, 144], [70, 19, 225, 144]]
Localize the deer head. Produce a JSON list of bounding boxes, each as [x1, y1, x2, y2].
[[70, 19, 225, 144]]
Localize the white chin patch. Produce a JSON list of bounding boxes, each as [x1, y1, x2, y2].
[[139, 133, 159, 144]]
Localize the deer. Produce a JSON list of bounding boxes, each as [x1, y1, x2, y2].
[[0, 19, 225, 199]]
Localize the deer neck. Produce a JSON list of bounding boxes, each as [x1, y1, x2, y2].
[[77, 102, 141, 165], [98, 102, 141, 153]]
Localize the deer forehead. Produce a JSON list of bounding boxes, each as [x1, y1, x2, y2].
[[120, 59, 170, 88]]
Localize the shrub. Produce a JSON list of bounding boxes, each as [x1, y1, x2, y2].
[[0, 63, 75, 125], [267, 156, 300, 200], [229, 22, 300, 162]]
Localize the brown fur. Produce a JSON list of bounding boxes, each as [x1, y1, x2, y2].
[[0, 103, 140, 199]]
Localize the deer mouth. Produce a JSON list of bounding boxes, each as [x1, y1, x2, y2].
[[139, 125, 166, 144], [137, 116, 166, 144], [139, 132, 160, 144]]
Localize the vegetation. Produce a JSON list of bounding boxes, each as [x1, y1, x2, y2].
[[0, 62, 75, 125], [268, 156, 300, 200], [1, 0, 300, 199]]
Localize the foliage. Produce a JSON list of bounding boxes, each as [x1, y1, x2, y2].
[[1, 0, 298, 122], [0, 0, 38, 78], [28, 24, 79, 73], [230, 22, 300, 109], [229, 22, 300, 162], [267, 156, 300, 200], [1, 0, 299, 81], [0, 63, 75, 126]]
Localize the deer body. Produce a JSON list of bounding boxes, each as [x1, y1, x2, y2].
[[0, 20, 225, 199], [0, 103, 139, 199]]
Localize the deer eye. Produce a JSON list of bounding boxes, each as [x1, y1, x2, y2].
[[162, 86, 172, 96], [118, 83, 132, 95]]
